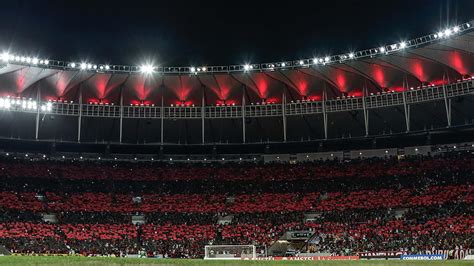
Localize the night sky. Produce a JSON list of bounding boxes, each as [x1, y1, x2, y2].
[[0, 0, 472, 67]]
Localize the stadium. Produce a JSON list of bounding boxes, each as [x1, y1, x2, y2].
[[0, 1, 473, 265]]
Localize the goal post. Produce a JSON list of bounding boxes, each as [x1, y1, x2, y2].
[[204, 245, 257, 260]]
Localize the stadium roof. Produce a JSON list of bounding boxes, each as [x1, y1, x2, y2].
[[0, 22, 472, 105], [0, 21, 473, 147]]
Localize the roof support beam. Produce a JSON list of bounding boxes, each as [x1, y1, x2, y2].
[[336, 64, 383, 92], [437, 42, 474, 56], [407, 50, 464, 79], [362, 85, 369, 136], [322, 87, 328, 140], [201, 87, 205, 144], [264, 71, 298, 101], [116, 75, 130, 144], [303, 68, 341, 97], [371, 57, 423, 85], [35, 85, 41, 140], [282, 91, 287, 142], [77, 84, 83, 143], [119, 86, 124, 143], [402, 79, 410, 132], [160, 90, 164, 145], [442, 74, 452, 127], [242, 85, 246, 144]]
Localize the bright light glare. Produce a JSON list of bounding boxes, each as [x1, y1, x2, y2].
[[140, 64, 154, 73], [80, 63, 87, 70], [399, 42, 407, 49], [348, 53, 354, 59], [1, 52, 9, 62]]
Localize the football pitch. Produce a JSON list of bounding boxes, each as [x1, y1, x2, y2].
[[0, 256, 472, 266]]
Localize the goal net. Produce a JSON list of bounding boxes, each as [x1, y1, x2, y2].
[[204, 245, 257, 260]]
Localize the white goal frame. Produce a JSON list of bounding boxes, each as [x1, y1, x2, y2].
[[204, 245, 257, 260]]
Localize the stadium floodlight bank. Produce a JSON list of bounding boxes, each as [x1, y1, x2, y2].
[[1, 21, 471, 74], [204, 245, 256, 260]]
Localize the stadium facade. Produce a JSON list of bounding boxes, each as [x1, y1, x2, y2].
[[0, 21, 473, 155]]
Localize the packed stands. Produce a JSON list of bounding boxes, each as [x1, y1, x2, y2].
[[0, 153, 472, 258]]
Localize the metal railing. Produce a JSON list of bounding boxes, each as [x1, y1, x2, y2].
[[1, 80, 473, 119]]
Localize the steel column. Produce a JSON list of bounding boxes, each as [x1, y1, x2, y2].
[[322, 89, 328, 139], [282, 92, 287, 142], [119, 88, 124, 143], [201, 89, 205, 144], [35, 86, 41, 140], [362, 86, 369, 136], [77, 85, 82, 143], [442, 75, 452, 127], [160, 92, 164, 145], [402, 92, 410, 132], [242, 86, 246, 143], [402, 79, 410, 132]]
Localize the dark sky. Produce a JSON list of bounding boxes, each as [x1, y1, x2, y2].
[[0, 0, 472, 67]]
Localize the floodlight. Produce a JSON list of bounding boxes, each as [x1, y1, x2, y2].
[[80, 63, 87, 70], [348, 53, 354, 59], [140, 64, 154, 74], [1, 52, 9, 62]]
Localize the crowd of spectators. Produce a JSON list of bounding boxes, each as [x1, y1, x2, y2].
[[0, 185, 470, 214], [0, 153, 471, 258]]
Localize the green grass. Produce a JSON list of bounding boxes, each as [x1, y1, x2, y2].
[[0, 256, 471, 266]]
